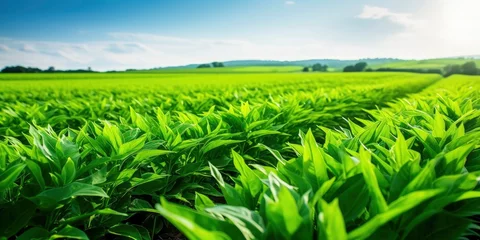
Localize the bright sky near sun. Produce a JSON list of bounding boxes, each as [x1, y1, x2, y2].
[[0, 0, 479, 70]]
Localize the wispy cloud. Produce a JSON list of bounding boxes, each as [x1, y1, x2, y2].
[[108, 32, 251, 47], [18, 44, 37, 53], [357, 5, 419, 28], [285, 1, 295, 5], [104, 43, 150, 54], [0, 44, 10, 52]]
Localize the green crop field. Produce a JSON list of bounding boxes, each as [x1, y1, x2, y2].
[[1, 71, 480, 240], [373, 58, 480, 70], [137, 65, 304, 73]]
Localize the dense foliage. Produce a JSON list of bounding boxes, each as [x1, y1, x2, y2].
[[444, 61, 480, 77], [343, 62, 368, 73], [1, 72, 479, 239]]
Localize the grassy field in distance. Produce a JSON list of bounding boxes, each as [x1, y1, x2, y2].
[[137, 65, 304, 73], [0, 72, 438, 90], [372, 58, 480, 69]]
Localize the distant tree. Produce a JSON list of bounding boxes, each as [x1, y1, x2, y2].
[[1, 66, 41, 73], [312, 63, 322, 72], [302, 67, 310, 72], [365, 68, 373, 72], [354, 62, 368, 72], [46, 66, 55, 72], [461, 61, 477, 75], [343, 65, 356, 72], [1, 66, 23, 73], [312, 63, 328, 72], [211, 62, 225, 68], [444, 64, 462, 77], [87, 67, 92, 72], [197, 64, 211, 68]]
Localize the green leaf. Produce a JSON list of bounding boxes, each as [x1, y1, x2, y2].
[[209, 162, 246, 207], [247, 130, 287, 139], [62, 208, 128, 224], [108, 224, 142, 240], [348, 189, 442, 240], [132, 149, 175, 165], [317, 199, 347, 240], [102, 122, 123, 152], [209, 162, 225, 187], [302, 129, 329, 191], [432, 110, 446, 138], [155, 198, 243, 240], [359, 148, 388, 216], [0, 163, 26, 192], [400, 160, 436, 197], [202, 139, 244, 154], [31, 182, 108, 209], [440, 143, 476, 175], [119, 135, 146, 155], [195, 192, 215, 211], [326, 174, 369, 222], [393, 129, 410, 169], [130, 173, 169, 188], [130, 198, 153, 211], [134, 225, 152, 240], [26, 160, 45, 190], [255, 143, 286, 165], [205, 205, 265, 240], [232, 150, 263, 209], [61, 158, 76, 185], [50, 225, 88, 239], [262, 182, 312, 239]]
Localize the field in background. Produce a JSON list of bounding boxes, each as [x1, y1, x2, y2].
[[0, 72, 440, 137], [137, 65, 304, 73], [0, 71, 433, 89], [373, 58, 480, 70]]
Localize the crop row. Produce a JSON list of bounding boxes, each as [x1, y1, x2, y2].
[[0, 73, 438, 139]]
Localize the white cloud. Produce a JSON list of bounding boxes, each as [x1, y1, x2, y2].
[[108, 32, 251, 47], [0, 44, 10, 52], [19, 44, 37, 53], [285, 1, 295, 5], [357, 5, 420, 28], [357, 2, 480, 59]]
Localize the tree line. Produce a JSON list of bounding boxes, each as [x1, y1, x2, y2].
[[443, 61, 479, 76], [197, 62, 225, 68], [342, 61, 480, 77], [302, 63, 329, 72], [1, 66, 95, 73], [343, 62, 370, 72]]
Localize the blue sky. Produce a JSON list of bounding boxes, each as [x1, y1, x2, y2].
[[0, 0, 479, 70]]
